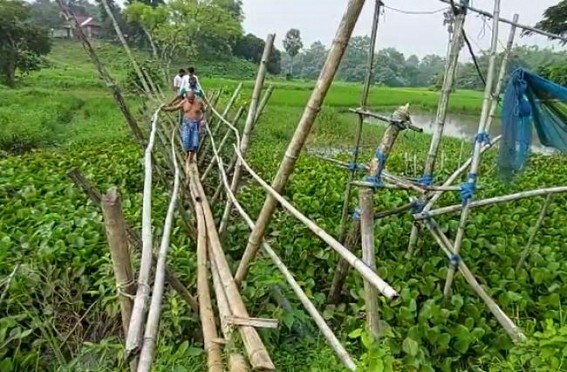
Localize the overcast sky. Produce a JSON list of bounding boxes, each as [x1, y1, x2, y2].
[[241, 0, 566, 58]]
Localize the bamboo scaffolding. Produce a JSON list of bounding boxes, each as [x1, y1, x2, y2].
[[253, 85, 275, 125], [359, 188, 380, 341], [138, 129, 181, 372], [66, 169, 199, 313], [189, 181, 224, 372], [414, 186, 567, 220], [422, 218, 526, 342], [207, 83, 244, 147], [338, 0, 382, 245], [188, 164, 275, 370], [516, 194, 553, 270], [233, 146, 398, 300], [100, 187, 135, 337], [219, 34, 275, 238], [205, 125, 356, 371], [125, 108, 160, 357], [443, 0, 501, 299], [407, 3, 468, 255], [234, 0, 367, 287], [438, 0, 567, 43]]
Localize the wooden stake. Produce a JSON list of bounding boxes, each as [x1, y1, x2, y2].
[[125, 109, 160, 357], [516, 194, 553, 270], [359, 188, 380, 341], [219, 34, 275, 238], [100, 187, 135, 337], [138, 129, 181, 372], [205, 125, 356, 371], [234, 0, 367, 286], [338, 0, 383, 244]]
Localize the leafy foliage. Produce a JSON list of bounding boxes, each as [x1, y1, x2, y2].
[[0, 0, 52, 87], [529, 0, 567, 45]]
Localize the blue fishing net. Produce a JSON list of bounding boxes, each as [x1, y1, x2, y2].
[[499, 68, 567, 181]]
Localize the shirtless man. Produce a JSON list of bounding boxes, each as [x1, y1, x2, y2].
[[164, 91, 206, 166]]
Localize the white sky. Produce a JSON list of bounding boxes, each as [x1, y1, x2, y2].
[[241, 0, 566, 58]]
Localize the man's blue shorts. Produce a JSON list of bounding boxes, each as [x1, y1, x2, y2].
[[181, 118, 200, 152]]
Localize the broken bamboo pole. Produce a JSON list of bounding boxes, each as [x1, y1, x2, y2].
[[234, 0, 367, 287], [338, 0, 382, 244], [125, 108, 160, 357], [219, 34, 275, 238], [138, 129, 181, 372], [359, 187, 380, 342]]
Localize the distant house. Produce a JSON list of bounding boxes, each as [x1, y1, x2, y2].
[[52, 14, 102, 39]]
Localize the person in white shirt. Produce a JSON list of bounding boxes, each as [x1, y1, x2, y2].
[[173, 69, 185, 93], [180, 67, 202, 93]]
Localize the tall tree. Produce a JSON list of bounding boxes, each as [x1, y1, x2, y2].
[[282, 28, 303, 76], [0, 0, 51, 87], [529, 0, 567, 44]]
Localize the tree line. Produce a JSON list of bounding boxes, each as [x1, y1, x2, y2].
[[1, 0, 566, 88]]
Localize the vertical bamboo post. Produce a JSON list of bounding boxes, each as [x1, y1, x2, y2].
[[138, 130, 181, 372], [359, 187, 380, 341], [219, 34, 275, 237], [125, 109, 160, 357], [406, 4, 467, 255], [338, 0, 382, 244], [443, 0, 501, 300], [516, 194, 553, 270], [209, 83, 244, 141], [101, 187, 135, 337], [235, 0, 367, 286]]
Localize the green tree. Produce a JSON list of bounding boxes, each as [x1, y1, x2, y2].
[[529, 0, 567, 44], [29, 0, 62, 29], [283, 28, 303, 76], [0, 0, 51, 87], [234, 33, 282, 74]]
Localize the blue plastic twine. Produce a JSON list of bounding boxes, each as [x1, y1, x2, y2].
[[418, 175, 433, 186], [347, 162, 360, 172], [460, 173, 477, 205], [410, 199, 426, 214], [352, 208, 361, 221], [475, 131, 491, 146]]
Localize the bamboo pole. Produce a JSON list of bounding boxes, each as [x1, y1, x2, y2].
[[359, 188, 380, 342], [423, 218, 526, 342], [101, 187, 135, 337], [443, 0, 501, 299], [219, 34, 275, 238], [234, 0, 367, 287], [234, 146, 398, 300], [516, 194, 553, 270], [100, 0, 152, 96], [205, 125, 356, 370], [229, 354, 250, 372], [189, 183, 224, 372], [415, 186, 567, 220], [125, 108, 160, 357], [189, 164, 275, 370], [253, 85, 275, 125], [138, 129, 181, 372], [438, 0, 567, 42], [208, 83, 244, 143], [338, 0, 381, 245], [66, 169, 199, 313], [201, 107, 245, 181], [56, 0, 144, 143], [407, 2, 467, 255]]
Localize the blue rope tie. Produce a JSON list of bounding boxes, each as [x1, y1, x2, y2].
[[450, 254, 460, 266], [347, 162, 361, 172], [410, 199, 426, 214], [371, 148, 388, 178], [475, 131, 491, 146], [418, 175, 433, 186], [352, 208, 361, 221], [365, 176, 383, 189], [460, 173, 477, 205]]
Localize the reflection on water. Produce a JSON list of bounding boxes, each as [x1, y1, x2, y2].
[[368, 111, 557, 155]]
